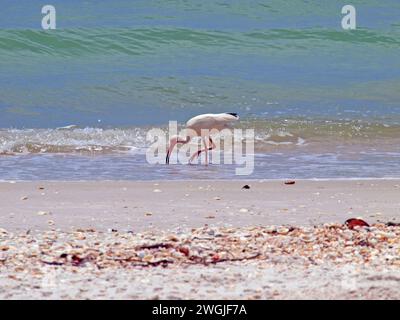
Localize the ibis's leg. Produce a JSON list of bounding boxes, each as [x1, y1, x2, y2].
[[208, 137, 216, 151], [205, 137, 216, 165], [189, 137, 216, 164], [189, 139, 205, 164], [203, 137, 209, 165]]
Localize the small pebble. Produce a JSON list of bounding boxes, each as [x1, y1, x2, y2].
[[37, 211, 50, 216]]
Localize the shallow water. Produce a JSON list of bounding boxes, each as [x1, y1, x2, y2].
[[1, 149, 400, 181]]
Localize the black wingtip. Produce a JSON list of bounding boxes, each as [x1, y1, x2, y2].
[[226, 112, 238, 118]]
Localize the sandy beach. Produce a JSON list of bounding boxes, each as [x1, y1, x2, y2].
[[0, 179, 399, 300], [1, 179, 399, 232]]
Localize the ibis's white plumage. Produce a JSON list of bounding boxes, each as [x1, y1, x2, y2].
[[186, 113, 239, 134]]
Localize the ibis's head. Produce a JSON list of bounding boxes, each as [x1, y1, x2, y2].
[[225, 112, 239, 119]]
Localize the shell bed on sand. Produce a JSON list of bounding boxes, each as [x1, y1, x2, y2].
[[0, 224, 399, 299]]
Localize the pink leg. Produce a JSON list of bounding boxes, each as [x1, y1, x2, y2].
[[204, 137, 209, 165], [189, 137, 216, 165]]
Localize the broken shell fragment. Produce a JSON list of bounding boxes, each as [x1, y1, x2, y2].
[[37, 211, 50, 216], [345, 218, 370, 230], [277, 227, 290, 235], [178, 247, 190, 257], [284, 181, 296, 185]]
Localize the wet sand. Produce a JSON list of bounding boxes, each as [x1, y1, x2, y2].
[[0, 179, 399, 232], [0, 179, 399, 300]]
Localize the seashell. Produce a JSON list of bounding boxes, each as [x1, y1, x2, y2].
[[211, 254, 220, 262], [277, 227, 290, 235], [393, 260, 400, 266], [264, 226, 277, 233], [75, 234, 86, 240], [301, 235, 314, 243], [345, 218, 370, 230], [178, 247, 190, 257], [377, 232, 396, 239], [167, 234, 179, 241], [143, 254, 154, 262], [0, 252, 7, 261], [37, 211, 50, 216]]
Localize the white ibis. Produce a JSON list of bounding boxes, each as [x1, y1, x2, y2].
[[166, 112, 239, 165]]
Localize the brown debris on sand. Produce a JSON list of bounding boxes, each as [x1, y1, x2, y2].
[[284, 180, 296, 185]]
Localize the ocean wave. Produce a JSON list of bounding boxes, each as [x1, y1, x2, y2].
[[0, 127, 145, 155], [1, 27, 399, 58], [245, 28, 400, 46], [1, 120, 399, 155]]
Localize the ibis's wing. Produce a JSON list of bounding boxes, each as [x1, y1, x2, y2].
[[186, 113, 239, 128], [186, 114, 216, 127]]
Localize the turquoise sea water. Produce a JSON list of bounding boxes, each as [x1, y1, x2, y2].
[[0, 1, 399, 179]]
